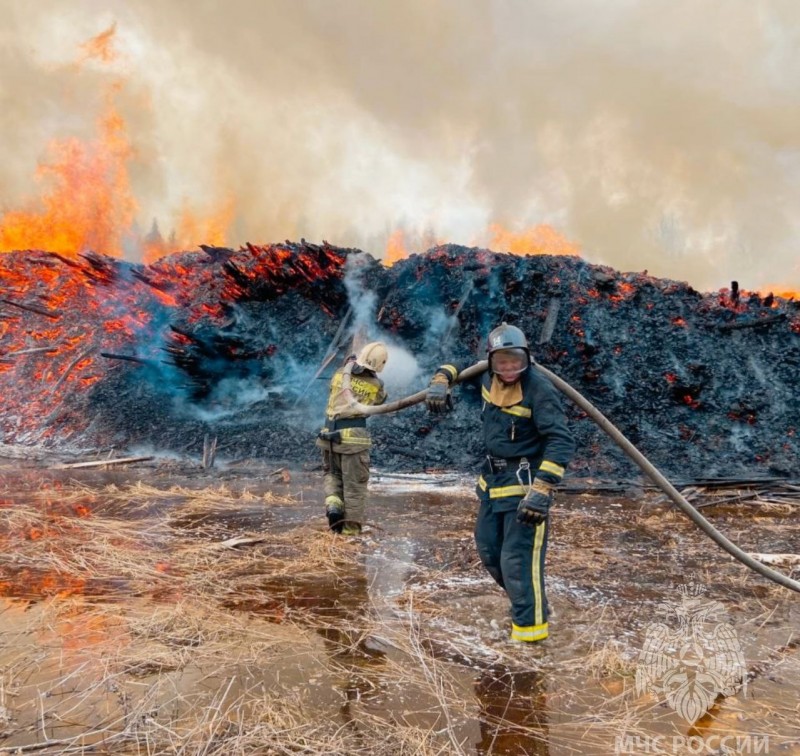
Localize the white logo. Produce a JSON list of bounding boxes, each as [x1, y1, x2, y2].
[[636, 584, 747, 723]]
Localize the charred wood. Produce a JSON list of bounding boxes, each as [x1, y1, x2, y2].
[[100, 352, 158, 367], [79, 251, 136, 284], [3, 345, 61, 357], [718, 313, 787, 331], [202, 434, 218, 469], [50, 348, 95, 395], [130, 269, 177, 293], [538, 297, 561, 345], [199, 244, 235, 262], [3, 244, 800, 480], [49, 252, 86, 270], [54, 455, 154, 469], [0, 298, 61, 319]]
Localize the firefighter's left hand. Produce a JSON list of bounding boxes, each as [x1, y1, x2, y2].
[[516, 478, 554, 526]]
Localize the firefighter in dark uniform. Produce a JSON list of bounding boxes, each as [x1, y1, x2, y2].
[[426, 323, 574, 642], [317, 342, 388, 536]]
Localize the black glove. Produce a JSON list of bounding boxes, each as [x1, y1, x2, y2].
[[516, 479, 555, 527], [318, 429, 342, 443], [425, 373, 453, 414]]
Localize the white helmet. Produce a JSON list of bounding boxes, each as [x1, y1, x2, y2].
[[355, 341, 388, 373]]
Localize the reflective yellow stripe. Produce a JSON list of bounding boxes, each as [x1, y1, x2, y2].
[[481, 385, 491, 402], [532, 521, 546, 625], [478, 476, 526, 499], [539, 460, 564, 478], [339, 428, 370, 445], [501, 405, 531, 418], [489, 484, 526, 498], [440, 364, 458, 381], [511, 622, 549, 642]]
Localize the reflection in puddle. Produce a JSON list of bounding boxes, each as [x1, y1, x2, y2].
[[474, 667, 550, 756], [0, 467, 797, 753]]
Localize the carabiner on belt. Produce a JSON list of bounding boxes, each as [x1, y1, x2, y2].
[[515, 457, 532, 494]]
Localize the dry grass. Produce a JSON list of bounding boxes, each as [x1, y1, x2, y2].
[[0, 481, 479, 754], [32, 479, 299, 509], [0, 478, 798, 754]]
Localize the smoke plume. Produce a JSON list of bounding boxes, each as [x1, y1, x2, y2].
[[2, 1, 800, 291]]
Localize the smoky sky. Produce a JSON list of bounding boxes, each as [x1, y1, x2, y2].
[[2, 0, 800, 291]]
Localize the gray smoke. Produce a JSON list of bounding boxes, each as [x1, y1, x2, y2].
[[2, 1, 800, 291]]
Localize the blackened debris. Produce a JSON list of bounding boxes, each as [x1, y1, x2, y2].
[[1, 242, 799, 481]]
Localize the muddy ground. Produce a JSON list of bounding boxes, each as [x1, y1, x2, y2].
[[0, 458, 798, 755]]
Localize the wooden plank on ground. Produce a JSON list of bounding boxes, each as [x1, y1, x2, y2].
[[53, 456, 154, 470]]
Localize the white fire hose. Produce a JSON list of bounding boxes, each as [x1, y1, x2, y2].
[[338, 360, 800, 594]]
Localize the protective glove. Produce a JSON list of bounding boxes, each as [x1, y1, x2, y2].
[[425, 373, 453, 414], [516, 478, 555, 527], [318, 429, 342, 443]]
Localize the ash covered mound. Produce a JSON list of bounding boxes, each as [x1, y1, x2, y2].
[[2, 242, 799, 480]]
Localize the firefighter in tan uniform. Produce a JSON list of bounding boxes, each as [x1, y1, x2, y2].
[[317, 342, 388, 535]]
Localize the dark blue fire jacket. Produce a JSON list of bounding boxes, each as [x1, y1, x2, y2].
[[437, 364, 576, 512]]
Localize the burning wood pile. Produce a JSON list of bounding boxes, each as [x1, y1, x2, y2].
[[1, 242, 799, 480]]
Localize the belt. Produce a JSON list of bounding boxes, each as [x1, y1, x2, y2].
[[485, 455, 526, 473], [329, 417, 367, 431]]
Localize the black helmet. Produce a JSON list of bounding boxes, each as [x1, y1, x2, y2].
[[487, 322, 530, 375]]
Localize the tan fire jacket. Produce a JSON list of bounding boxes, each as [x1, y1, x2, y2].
[[316, 366, 386, 454]]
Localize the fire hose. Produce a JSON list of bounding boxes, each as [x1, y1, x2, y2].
[[339, 360, 800, 594]]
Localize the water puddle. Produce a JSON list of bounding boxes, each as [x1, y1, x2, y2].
[[0, 464, 797, 753]]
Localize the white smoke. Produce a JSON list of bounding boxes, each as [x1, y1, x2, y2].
[[3, 1, 800, 291], [380, 340, 423, 396], [343, 254, 378, 342]]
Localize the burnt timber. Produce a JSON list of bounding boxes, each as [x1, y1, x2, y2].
[[1, 242, 799, 481]]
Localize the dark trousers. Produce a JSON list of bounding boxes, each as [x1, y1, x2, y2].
[[474, 500, 549, 629]]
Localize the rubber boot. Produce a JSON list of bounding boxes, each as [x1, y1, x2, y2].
[[325, 495, 345, 533]]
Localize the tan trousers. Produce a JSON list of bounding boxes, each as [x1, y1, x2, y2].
[[321, 448, 370, 525]]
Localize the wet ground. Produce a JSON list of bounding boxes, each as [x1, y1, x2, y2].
[[0, 459, 798, 754]]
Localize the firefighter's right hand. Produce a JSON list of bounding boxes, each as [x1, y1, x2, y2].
[[318, 430, 342, 443], [425, 373, 453, 413]]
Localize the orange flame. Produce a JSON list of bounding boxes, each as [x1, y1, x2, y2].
[[0, 23, 234, 263], [382, 223, 579, 267], [77, 22, 118, 65], [143, 196, 236, 264], [0, 96, 137, 258], [384, 229, 409, 267], [487, 223, 580, 257], [758, 287, 799, 300]]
